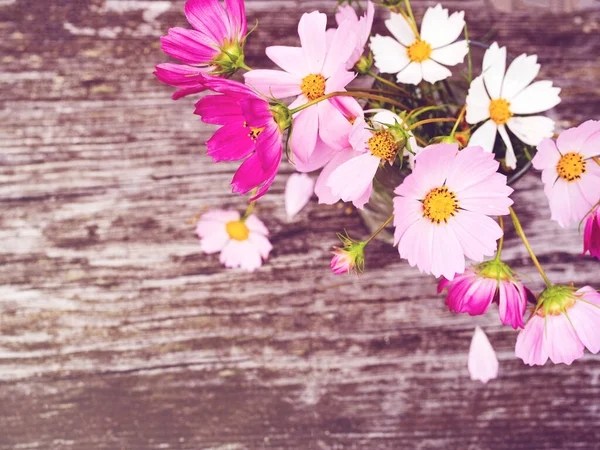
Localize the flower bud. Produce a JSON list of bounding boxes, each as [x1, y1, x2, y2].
[[211, 41, 246, 75], [330, 233, 366, 275], [354, 53, 373, 75], [270, 103, 293, 132]]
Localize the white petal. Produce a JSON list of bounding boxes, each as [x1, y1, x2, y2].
[[371, 110, 403, 128], [466, 75, 491, 124], [510, 81, 561, 115], [370, 35, 410, 74], [498, 124, 517, 169], [421, 59, 452, 84], [396, 61, 423, 85], [507, 116, 555, 146], [430, 40, 469, 66], [420, 4, 465, 49], [285, 173, 315, 220], [469, 120, 497, 153], [502, 53, 540, 101], [384, 12, 416, 47], [482, 42, 506, 99], [468, 327, 499, 384]]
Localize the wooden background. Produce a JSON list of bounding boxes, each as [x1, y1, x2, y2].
[[1, 0, 600, 449]]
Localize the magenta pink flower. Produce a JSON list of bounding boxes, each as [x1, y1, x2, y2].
[[330, 250, 354, 275], [516, 286, 600, 366], [330, 237, 366, 276], [583, 206, 600, 260], [244, 12, 358, 161], [196, 210, 271, 272], [532, 120, 600, 227], [333, 1, 375, 70], [194, 78, 287, 200], [155, 0, 248, 99], [393, 144, 514, 279], [438, 261, 530, 329]]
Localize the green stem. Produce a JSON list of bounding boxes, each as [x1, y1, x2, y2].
[[464, 24, 472, 84], [366, 71, 409, 95], [450, 105, 466, 137], [403, 0, 419, 38], [408, 117, 456, 131], [237, 61, 253, 72], [494, 215, 504, 262], [364, 215, 394, 246], [509, 207, 552, 287], [593, 156, 600, 166], [289, 91, 409, 115], [241, 188, 258, 220]]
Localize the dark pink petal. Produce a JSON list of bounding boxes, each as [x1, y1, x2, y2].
[[194, 94, 244, 125], [239, 97, 272, 128], [206, 122, 255, 162], [184, 0, 231, 44], [497, 280, 527, 329], [154, 63, 213, 99], [225, 0, 247, 39], [160, 28, 219, 65]]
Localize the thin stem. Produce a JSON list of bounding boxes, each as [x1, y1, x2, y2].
[[347, 87, 405, 98], [494, 215, 504, 262], [366, 71, 409, 95], [364, 215, 394, 245], [242, 188, 259, 220], [408, 117, 456, 131], [509, 207, 552, 287], [450, 105, 466, 137], [289, 91, 410, 115], [593, 156, 600, 166], [465, 24, 472, 84], [403, 0, 419, 38]]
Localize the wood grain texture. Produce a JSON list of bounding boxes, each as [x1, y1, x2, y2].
[[1, 1, 600, 449]]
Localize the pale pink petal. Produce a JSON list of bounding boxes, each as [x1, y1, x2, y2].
[[515, 315, 549, 366], [548, 180, 590, 228], [324, 67, 356, 93], [220, 240, 262, 272], [353, 183, 373, 209], [458, 175, 514, 216], [248, 232, 272, 259], [314, 148, 357, 205], [557, 120, 600, 155], [244, 69, 302, 98], [580, 129, 600, 159], [335, 4, 358, 24], [393, 197, 425, 245], [466, 76, 491, 124], [468, 326, 499, 384], [294, 138, 337, 173], [285, 173, 315, 220], [244, 214, 269, 235], [200, 230, 230, 254], [420, 5, 465, 49], [445, 145, 500, 192], [322, 20, 358, 78], [502, 53, 540, 101], [482, 43, 506, 100], [468, 120, 497, 154], [396, 62, 423, 85], [318, 100, 353, 150], [430, 223, 465, 279], [532, 138, 561, 170], [576, 168, 600, 206], [266, 46, 310, 78], [327, 152, 380, 203], [450, 211, 502, 262], [298, 11, 327, 73], [397, 217, 431, 272], [568, 299, 600, 354], [291, 108, 319, 163], [544, 313, 584, 365]]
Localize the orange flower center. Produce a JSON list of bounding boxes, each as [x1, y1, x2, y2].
[[225, 220, 250, 241], [489, 98, 513, 125], [243, 122, 264, 142], [423, 186, 459, 224], [368, 130, 397, 160], [300, 74, 326, 101], [406, 40, 432, 63], [556, 152, 586, 182]]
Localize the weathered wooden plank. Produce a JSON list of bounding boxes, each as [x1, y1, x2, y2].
[[1, 0, 599, 449]]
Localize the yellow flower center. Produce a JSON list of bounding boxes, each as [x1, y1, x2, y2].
[[225, 220, 250, 241], [368, 130, 397, 160], [489, 98, 513, 125], [423, 186, 459, 224], [300, 74, 326, 101], [556, 152, 587, 182], [406, 40, 432, 63], [243, 122, 264, 142]]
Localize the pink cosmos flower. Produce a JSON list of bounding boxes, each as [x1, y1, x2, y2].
[[583, 206, 600, 260], [155, 0, 248, 99], [196, 210, 272, 272], [244, 12, 358, 162], [285, 173, 315, 220], [330, 235, 366, 275], [532, 120, 600, 227], [438, 261, 530, 329], [333, 1, 375, 69], [468, 327, 499, 384], [393, 144, 514, 279], [330, 250, 355, 275], [516, 286, 600, 366], [194, 78, 285, 200]]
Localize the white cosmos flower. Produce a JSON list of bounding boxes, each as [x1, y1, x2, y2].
[[466, 42, 561, 169], [369, 4, 468, 85]]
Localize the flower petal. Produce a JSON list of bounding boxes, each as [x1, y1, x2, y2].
[[510, 81, 561, 115], [396, 61, 423, 85], [370, 35, 410, 74], [285, 173, 315, 220], [244, 69, 302, 99], [298, 11, 327, 73], [544, 314, 584, 365], [568, 299, 600, 354], [266, 46, 310, 78], [498, 124, 517, 169], [291, 108, 319, 164], [327, 152, 380, 203], [384, 12, 416, 47], [430, 40, 468, 66], [532, 138, 561, 170], [506, 115, 555, 147], [482, 42, 506, 100], [465, 75, 491, 124], [421, 59, 452, 84], [421, 5, 465, 49], [502, 53, 540, 101], [468, 120, 497, 153], [468, 326, 499, 384], [557, 120, 600, 155], [515, 315, 548, 366], [322, 20, 358, 78]]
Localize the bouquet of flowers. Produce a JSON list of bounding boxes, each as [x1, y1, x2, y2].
[[155, 0, 600, 378]]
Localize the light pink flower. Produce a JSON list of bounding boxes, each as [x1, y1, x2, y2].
[[196, 210, 271, 272], [285, 173, 315, 220], [194, 78, 285, 201], [156, 0, 248, 99], [583, 206, 600, 260], [330, 235, 366, 275], [393, 144, 514, 279], [516, 286, 600, 366], [532, 120, 600, 227], [468, 327, 499, 384], [331, 250, 354, 275], [333, 1, 375, 69], [244, 12, 358, 161], [439, 261, 530, 329]]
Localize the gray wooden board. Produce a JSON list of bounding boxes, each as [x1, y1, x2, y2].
[[1, 0, 600, 449]]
